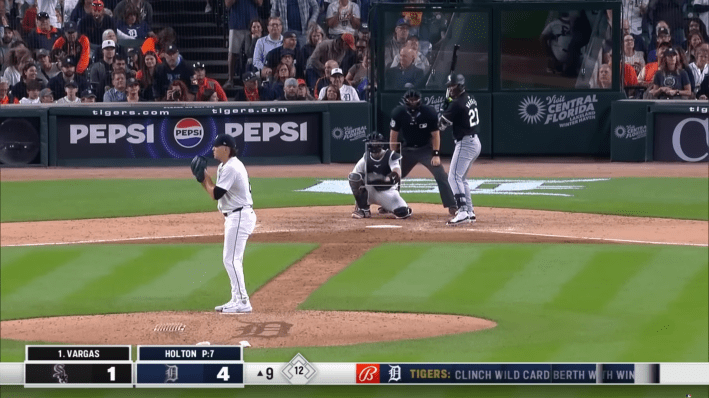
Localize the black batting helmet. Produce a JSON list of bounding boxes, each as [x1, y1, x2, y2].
[[446, 73, 465, 87], [446, 74, 466, 99], [402, 89, 422, 110]]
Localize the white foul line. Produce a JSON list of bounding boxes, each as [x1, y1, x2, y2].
[[3, 234, 219, 247], [480, 229, 708, 247], [4, 229, 705, 248], [2, 229, 300, 247]]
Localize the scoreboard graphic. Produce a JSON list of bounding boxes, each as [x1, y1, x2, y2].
[[2, 345, 707, 387]]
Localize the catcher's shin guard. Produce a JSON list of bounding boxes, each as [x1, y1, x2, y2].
[[348, 172, 369, 210]]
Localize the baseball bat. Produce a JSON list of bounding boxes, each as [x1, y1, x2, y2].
[[445, 44, 461, 101], [450, 44, 460, 76]]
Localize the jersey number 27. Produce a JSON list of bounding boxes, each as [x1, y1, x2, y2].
[[468, 108, 479, 128]]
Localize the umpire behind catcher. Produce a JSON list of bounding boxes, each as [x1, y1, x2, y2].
[[389, 89, 457, 215]]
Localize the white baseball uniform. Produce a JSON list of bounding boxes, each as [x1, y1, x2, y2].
[[216, 156, 256, 306]]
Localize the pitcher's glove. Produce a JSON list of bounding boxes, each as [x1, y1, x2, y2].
[[388, 171, 400, 186], [190, 155, 207, 183]]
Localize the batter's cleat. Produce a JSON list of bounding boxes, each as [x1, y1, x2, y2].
[[222, 301, 252, 314], [352, 207, 371, 219], [447, 210, 471, 226], [469, 210, 476, 224], [378, 206, 390, 215], [448, 207, 458, 216]]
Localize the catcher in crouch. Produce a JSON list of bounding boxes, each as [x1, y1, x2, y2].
[[350, 133, 413, 219]]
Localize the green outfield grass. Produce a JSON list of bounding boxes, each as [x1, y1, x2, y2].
[[2, 243, 706, 365], [285, 243, 708, 364], [0, 243, 317, 321], [1, 177, 707, 222]]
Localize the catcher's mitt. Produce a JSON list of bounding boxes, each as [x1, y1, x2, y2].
[[190, 155, 207, 183]]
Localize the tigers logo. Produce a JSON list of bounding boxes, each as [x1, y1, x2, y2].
[[356, 364, 380, 383]]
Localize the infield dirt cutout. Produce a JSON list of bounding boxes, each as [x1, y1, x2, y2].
[[1, 161, 706, 348]]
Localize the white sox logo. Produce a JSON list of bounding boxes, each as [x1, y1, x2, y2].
[[358, 366, 378, 382]]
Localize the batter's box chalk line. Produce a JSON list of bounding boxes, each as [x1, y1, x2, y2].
[[366, 225, 403, 229]]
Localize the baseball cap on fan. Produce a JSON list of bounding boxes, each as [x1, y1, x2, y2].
[[213, 134, 236, 149]]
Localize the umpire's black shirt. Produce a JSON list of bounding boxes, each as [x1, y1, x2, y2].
[[390, 104, 439, 148]]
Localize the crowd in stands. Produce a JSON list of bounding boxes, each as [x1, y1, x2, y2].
[[2, 0, 708, 104], [0, 0, 378, 104], [618, 0, 709, 99]]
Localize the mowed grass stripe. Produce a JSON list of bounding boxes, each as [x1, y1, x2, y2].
[[123, 246, 233, 301], [1, 248, 145, 318], [301, 245, 430, 308], [61, 246, 198, 312], [431, 246, 535, 307], [371, 246, 480, 299], [0, 249, 83, 296], [617, 265, 708, 362], [546, 249, 652, 313], [490, 246, 596, 305], [604, 247, 708, 315]]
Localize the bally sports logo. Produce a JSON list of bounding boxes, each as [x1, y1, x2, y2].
[[356, 364, 380, 383], [174, 118, 204, 148]]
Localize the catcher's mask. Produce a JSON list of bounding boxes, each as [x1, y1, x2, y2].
[[446, 73, 466, 99], [403, 89, 422, 112], [367, 132, 386, 155]]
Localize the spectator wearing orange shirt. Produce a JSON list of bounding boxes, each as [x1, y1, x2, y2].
[[141, 26, 175, 63], [638, 42, 671, 86], [26, 11, 61, 51], [52, 21, 91, 74], [191, 62, 227, 101], [0, 78, 19, 104]]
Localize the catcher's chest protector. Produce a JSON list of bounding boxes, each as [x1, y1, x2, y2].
[[366, 150, 394, 185]]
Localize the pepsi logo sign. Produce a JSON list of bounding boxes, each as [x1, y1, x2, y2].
[[174, 118, 204, 148]]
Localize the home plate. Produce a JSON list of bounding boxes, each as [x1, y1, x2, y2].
[[366, 225, 402, 229]]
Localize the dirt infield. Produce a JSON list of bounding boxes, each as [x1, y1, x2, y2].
[[1, 161, 706, 348]]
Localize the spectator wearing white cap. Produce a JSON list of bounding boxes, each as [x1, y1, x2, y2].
[[94, 29, 127, 62], [317, 67, 358, 101], [88, 38, 116, 100], [56, 79, 81, 102]]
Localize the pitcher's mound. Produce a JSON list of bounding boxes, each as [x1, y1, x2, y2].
[[1, 310, 496, 348]]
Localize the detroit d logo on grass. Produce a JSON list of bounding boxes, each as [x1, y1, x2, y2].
[[174, 118, 204, 148]]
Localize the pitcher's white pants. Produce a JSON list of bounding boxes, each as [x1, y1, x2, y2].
[[223, 207, 256, 304]]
